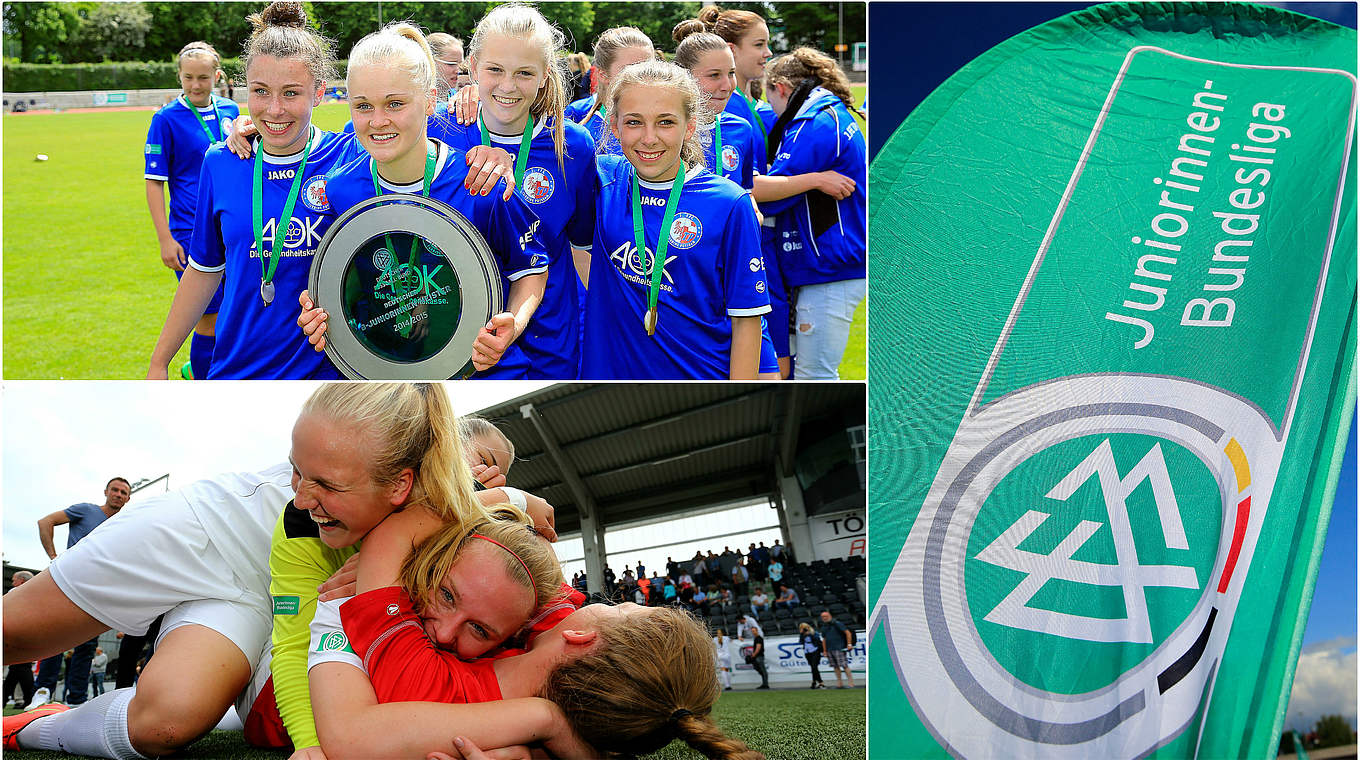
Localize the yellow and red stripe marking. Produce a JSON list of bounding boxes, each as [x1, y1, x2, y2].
[[1216, 438, 1251, 594]]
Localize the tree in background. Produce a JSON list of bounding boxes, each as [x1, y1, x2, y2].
[[1314, 714, 1355, 749], [3, 2, 85, 63], [71, 3, 152, 62]]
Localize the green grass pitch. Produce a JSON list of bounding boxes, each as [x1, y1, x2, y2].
[[5, 686, 865, 758], [3, 91, 865, 380]]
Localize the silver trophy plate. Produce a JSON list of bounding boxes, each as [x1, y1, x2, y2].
[[309, 194, 503, 379]]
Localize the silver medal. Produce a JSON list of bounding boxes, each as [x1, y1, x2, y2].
[[260, 280, 275, 306]]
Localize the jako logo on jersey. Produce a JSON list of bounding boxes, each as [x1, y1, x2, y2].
[[301, 176, 330, 213], [756, 280, 766, 294], [722, 145, 740, 172], [268, 169, 296, 181], [521, 168, 554, 204], [668, 213, 702, 249], [639, 195, 667, 208], [748, 257, 763, 273]]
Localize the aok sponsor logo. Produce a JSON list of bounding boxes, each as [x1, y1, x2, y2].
[[250, 215, 325, 252]]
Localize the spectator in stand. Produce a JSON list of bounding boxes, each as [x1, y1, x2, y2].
[[632, 585, 647, 606], [772, 539, 789, 563], [88, 648, 108, 697], [678, 570, 694, 590], [691, 586, 708, 613], [635, 560, 645, 579], [603, 565, 617, 594], [620, 567, 636, 590], [798, 622, 826, 689], [731, 558, 750, 596], [636, 573, 652, 604], [717, 586, 735, 609], [4, 571, 36, 709], [678, 582, 696, 608], [666, 556, 681, 582], [767, 556, 784, 586], [574, 572, 588, 594], [750, 588, 770, 617], [570, 571, 580, 590], [719, 546, 739, 578], [746, 542, 766, 582], [662, 577, 678, 605], [776, 584, 800, 610], [706, 550, 723, 583], [690, 552, 709, 587], [752, 541, 771, 570], [820, 609, 856, 689]]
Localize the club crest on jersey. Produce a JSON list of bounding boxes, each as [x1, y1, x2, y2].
[[668, 213, 702, 249], [301, 176, 330, 213], [721, 145, 740, 172], [521, 168, 554, 204]]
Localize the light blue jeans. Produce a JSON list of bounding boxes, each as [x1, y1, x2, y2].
[[794, 278, 865, 380]]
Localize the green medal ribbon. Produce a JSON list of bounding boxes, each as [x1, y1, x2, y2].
[[186, 95, 222, 142], [631, 162, 685, 336], [713, 116, 725, 176], [251, 131, 313, 306], [477, 113, 533, 185], [738, 89, 768, 149], [370, 139, 438, 286]]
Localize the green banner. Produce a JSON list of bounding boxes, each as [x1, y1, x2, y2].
[[869, 3, 1356, 759]]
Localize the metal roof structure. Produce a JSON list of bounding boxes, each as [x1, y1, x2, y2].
[[473, 383, 866, 537]]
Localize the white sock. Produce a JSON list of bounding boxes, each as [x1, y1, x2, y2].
[[19, 687, 147, 759]]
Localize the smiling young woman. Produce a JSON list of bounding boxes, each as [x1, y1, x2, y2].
[[576, 60, 770, 380], [147, 2, 365, 380], [431, 4, 597, 380], [143, 41, 239, 381], [296, 21, 551, 378]]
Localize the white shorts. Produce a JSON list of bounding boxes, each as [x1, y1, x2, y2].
[[48, 465, 292, 669]]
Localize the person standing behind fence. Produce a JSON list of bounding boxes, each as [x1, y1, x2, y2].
[[144, 42, 240, 381], [26, 478, 132, 710]]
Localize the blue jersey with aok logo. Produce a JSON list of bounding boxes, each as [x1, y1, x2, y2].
[[324, 138, 550, 379], [188, 127, 360, 379], [703, 112, 756, 191], [580, 155, 771, 380], [145, 94, 240, 235], [759, 89, 867, 288], [435, 115, 595, 379]]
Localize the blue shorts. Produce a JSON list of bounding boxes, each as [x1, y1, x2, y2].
[[172, 231, 224, 315]]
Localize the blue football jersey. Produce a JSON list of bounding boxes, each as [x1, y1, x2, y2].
[[759, 89, 867, 288], [703, 113, 756, 190], [188, 127, 361, 379], [724, 91, 775, 171], [438, 115, 596, 379], [145, 95, 240, 234], [580, 155, 771, 380], [324, 138, 550, 379], [564, 95, 607, 145]]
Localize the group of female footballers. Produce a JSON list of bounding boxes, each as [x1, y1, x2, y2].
[[142, 1, 867, 381], [4, 382, 764, 759]]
